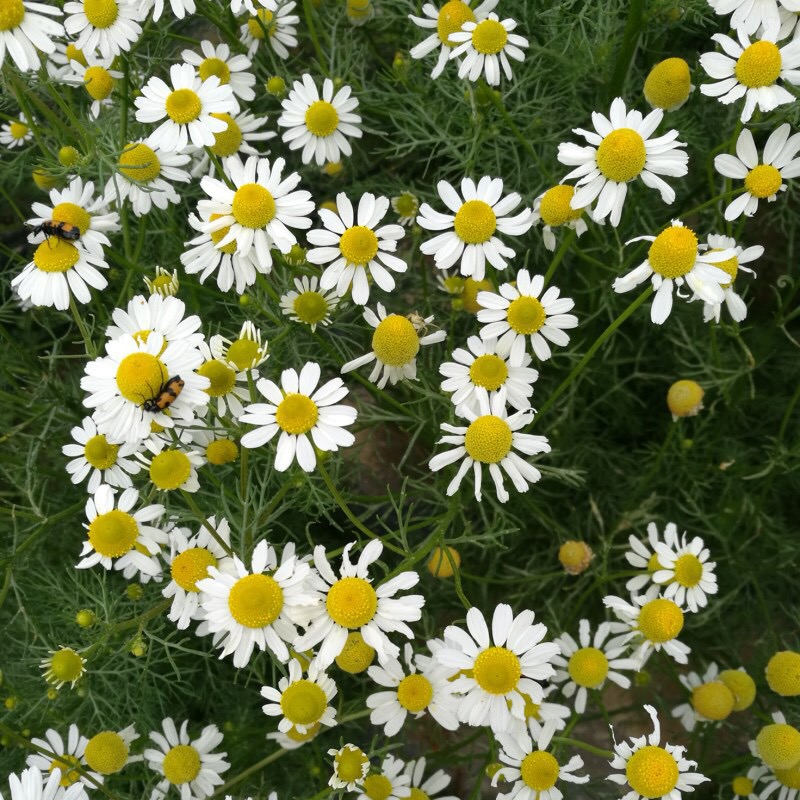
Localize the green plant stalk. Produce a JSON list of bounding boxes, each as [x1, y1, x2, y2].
[[69, 295, 96, 358], [543, 229, 576, 287], [181, 490, 235, 556], [607, 0, 644, 102], [552, 736, 614, 759], [302, 0, 329, 75]]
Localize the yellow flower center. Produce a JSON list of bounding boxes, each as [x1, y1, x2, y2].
[[745, 164, 782, 198], [335, 630, 376, 673], [198, 360, 236, 397], [539, 185, 583, 227], [718, 669, 757, 710], [765, 651, 800, 698], [637, 598, 684, 643], [119, 142, 161, 183], [567, 646, 609, 688], [284, 722, 320, 742], [326, 576, 378, 628], [0, 0, 24, 30], [673, 553, 703, 587], [209, 212, 238, 255], [48, 648, 84, 684], [437, 0, 475, 45], [521, 692, 541, 719], [558, 540, 593, 575], [507, 296, 546, 336], [363, 775, 393, 800], [65, 44, 87, 66], [228, 573, 284, 628], [393, 191, 418, 217], [305, 100, 339, 137], [464, 415, 513, 463], [226, 337, 262, 369], [149, 450, 192, 491], [162, 744, 201, 785], [520, 751, 560, 791], [232, 183, 277, 229], [473, 645, 521, 694], [471, 18, 508, 54], [468, 353, 508, 390], [275, 393, 319, 435], [427, 545, 460, 578], [83, 434, 119, 470], [33, 239, 80, 274], [33, 169, 59, 191], [691, 681, 735, 720], [735, 40, 782, 88], [409, 790, 430, 800], [280, 680, 328, 725], [48, 755, 81, 787], [396, 673, 434, 712], [644, 57, 691, 110], [115, 352, 168, 404], [83, 0, 119, 28], [706, 248, 738, 288], [199, 56, 230, 84], [625, 746, 679, 798], [454, 199, 497, 244], [9, 120, 28, 139], [596, 128, 647, 183], [171, 547, 218, 592], [756, 724, 800, 769], [775, 765, 800, 790], [52, 202, 92, 236], [84, 731, 128, 775], [83, 65, 114, 101], [207, 438, 239, 465], [460, 277, 492, 314], [372, 315, 420, 366], [209, 112, 243, 157], [247, 8, 274, 39], [334, 745, 369, 782], [88, 509, 139, 558], [340, 225, 379, 266], [648, 225, 698, 279], [667, 380, 704, 418], [293, 291, 329, 324], [732, 777, 754, 796], [165, 88, 202, 125]]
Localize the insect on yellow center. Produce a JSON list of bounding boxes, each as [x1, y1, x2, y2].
[[625, 746, 679, 798], [334, 745, 369, 782], [647, 225, 698, 279], [745, 164, 782, 198], [88, 509, 139, 558], [83, 0, 119, 28], [275, 393, 319, 435], [83, 65, 114, 101], [171, 547, 218, 592], [691, 681, 735, 720], [335, 631, 376, 673], [735, 40, 782, 88], [84, 731, 128, 775], [362, 775, 393, 800], [340, 226, 379, 266], [83, 434, 119, 470], [33, 239, 80, 273], [568, 646, 609, 688], [304, 100, 339, 138], [520, 751, 560, 791], [464, 415, 513, 463], [52, 202, 92, 236], [198, 360, 236, 397], [473, 646, 521, 694], [397, 674, 434, 712], [247, 8, 274, 39], [756, 724, 800, 770], [454, 200, 497, 244], [539, 185, 584, 227], [0, 0, 25, 30], [471, 18, 508, 54], [199, 57, 230, 84], [372, 315, 420, 366], [162, 744, 201, 785], [228, 573, 284, 628], [226, 337, 262, 369], [637, 598, 684, 643], [469, 353, 508, 390], [293, 291, 329, 325], [47, 648, 85, 684], [326, 576, 378, 628], [596, 128, 647, 183], [437, 0, 475, 45], [673, 553, 703, 587], [119, 142, 162, 183], [507, 295, 546, 335], [280, 680, 328, 725], [48, 755, 81, 787], [232, 183, 277, 229], [9, 120, 28, 139], [206, 438, 239, 465], [115, 352, 168, 404]]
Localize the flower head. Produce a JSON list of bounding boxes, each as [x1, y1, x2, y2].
[[279, 276, 339, 331], [531, 185, 589, 252], [448, 12, 528, 85], [64, 0, 141, 58], [0, 0, 63, 72], [260, 658, 338, 733]]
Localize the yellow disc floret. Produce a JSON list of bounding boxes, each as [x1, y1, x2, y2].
[[471, 18, 508, 55], [83, 0, 118, 28], [732, 776, 754, 796], [335, 631, 376, 673], [460, 277, 493, 314], [766, 651, 800, 697], [275, 393, 319, 435], [539, 185, 584, 227], [247, 8, 274, 38], [326, 577, 378, 628], [208, 213, 238, 255], [596, 128, 647, 183], [625, 746, 679, 798], [149, 451, 192, 490], [567, 647, 609, 688], [648, 225, 698, 279], [171, 547, 217, 592], [637, 598, 684, 643], [119, 142, 161, 183], [293, 291, 329, 324], [83, 435, 119, 470], [0, 0, 25, 30], [667, 380, 704, 418], [469, 354, 508, 390], [691, 681, 735, 720], [232, 183, 277, 228], [83, 66, 114, 101], [507, 295, 546, 335], [644, 58, 692, 111], [280, 680, 328, 725], [209, 113, 243, 157], [199, 57, 230, 84], [520, 751, 560, 791], [558, 540, 594, 575], [115, 352, 168, 403], [46, 648, 85, 686], [707, 249, 739, 287], [84, 732, 128, 775], [775, 764, 800, 790], [226, 338, 262, 370], [473, 646, 521, 695], [88, 510, 139, 558], [437, 0, 475, 45], [757, 723, 800, 770], [745, 164, 782, 199], [305, 100, 339, 137], [33, 239, 80, 274], [735, 40, 782, 88], [334, 745, 369, 783], [340, 226, 379, 265], [198, 360, 236, 398], [49, 755, 81, 786], [206, 439, 238, 465], [165, 88, 202, 124], [362, 774, 393, 800], [396, 673, 434, 712], [464, 415, 513, 464], [719, 669, 756, 710], [9, 120, 28, 139], [372, 315, 420, 366], [65, 44, 87, 66], [228, 573, 284, 628], [427, 546, 461, 578], [454, 200, 497, 244], [673, 554, 703, 587], [162, 744, 201, 785]]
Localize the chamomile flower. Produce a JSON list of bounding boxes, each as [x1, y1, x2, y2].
[[0, 115, 32, 148], [434, 603, 560, 734], [557, 97, 688, 226], [751, 757, 800, 800], [196, 344, 253, 420], [356, 755, 412, 800], [550, 620, 639, 714], [613, 220, 733, 325], [624, 521, 680, 594], [699, 234, 762, 324], [63, 416, 142, 492], [607, 705, 709, 800], [195, 539, 317, 666], [408, 0, 498, 79], [671, 663, 736, 732], [277, 74, 362, 166], [2, 767, 84, 800], [707, 0, 781, 36], [0, 0, 63, 72], [651, 532, 718, 613], [66, 56, 122, 118], [141, 447, 204, 493], [144, 719, 229, 800], [106, 294, 203, 350], [40, 648, 86, 690], [341, 303, 446, 388], [448, 12, 528, 85], [209, 321, 269, 371], [26, 727, 100, 800], [531, 185, 589, 252], [699, 31, 800, 122], [260, 658, 338, 733], [145, 266, 180, 297], [417, 177, 533, 281], [429, 388, 550, 504], [404, 758, 459, 800], [240, 2, 299, 60], [294, 539, 425, 667], [135, 64, 236, 153], [64, 0, 141, 59], [391, 191, 419, 226], [514, 684, 572, 741], [46, 40, 88, 80], [328, 744, 370, 791], [715, 125, 800, 220], [83, 727, 141, 776], [267, 724, 322, 751], [189, 110, 275, 175], [279, 276, 339, 331], [181, 42, 256, 114], [477, 269, 578, 362], [138, 0, 195, 22], [439, 335, 538, 414]]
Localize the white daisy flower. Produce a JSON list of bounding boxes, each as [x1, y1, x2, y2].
[[181, 41, 255, 114], [448, 12, 528, 85], [624, 521, 680, 595], [279, 275, 339, 331], [434, 603, 560, 734], [607, 704, 709, 800], [40, 647, 86, 690], [144, 266, 180, 297], [195, 539, 318, 666], [138, 0, 196, 22], [0, 114, 32, 148], [277, 74, 362, 166], [0, 0, 63, 72], [26, 726, 100, 800], [408, 0, 498, 79], [477, 269, 578, 362], [135, 64, 236, 153], [404, 758, 459, 800], [417, 177, 533, 281], [240, 2, 299, 60], [531, 184, 590, 252], [106, 294, 203, 350], [715, 124, 800, 221], [557, 97, 689, 226], [707, 0, 781, 36], [698, 234, 762, 324], [355, 755, 412, 800], [239, 361, 357, 472], [293, 539, 425, 667], [66, 56, 122, 119], [267, 724, 321, 751], [366, 643, 459, 735], [188, 110, 275, 177], [429, 388, 550, 504], [63, 416, 142, 492], [671, 663, 732, 732], [652, 531, 718, 613], [550, 619, 639, 714], [328, 744, 370, 791], [45, 41, 88, 80], [64, 0, 142, 59], [82, 726, 142, 776], [510, 684, 572, 742], [700, 31, 800, 123], [1, 767, 84, 800], [209, 321, 268, 371], [307, 192, 406, 305], [341, 303, 447, 389], [613, 220, 734, 325], [144, 719, 229, 800], [139, 446, 205, 493], [391, 191, 419, 226], [749, 748, 799, 800], [196, 342, 254, 421], [260, 658, 338, 733]]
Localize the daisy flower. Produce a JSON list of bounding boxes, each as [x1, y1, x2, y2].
[[106, 294, 203, 349], [477, 269, 577, 362], [429, 388, 550, 504], [196, 344, 253, 421], [448, 12, 528, 85], [439, 335, 538, 414], [750, 754, 800, 800], [494, 723, 589, 800], [189, 110, 275, 176], [409, 0, 498, 79], [512, 684, 572, 741], [209, 321, 269, 371], [651, 531, 718, 613], [40, 647, 86, 690], [700, 31, 800, 122], [279, 275, 339, 331], [715, 124, 800, 220], [144, 266, 180, 297], [63, 416, 142, 492], [140, 446, 204, 493], [83, 726, 142, 776], [341, 303, 447, 388], [239, 362, 357, 472], [195, 539, 317, 666], [671, 663, 737, 732], [434, 603, 560, 734], [66, 56, 122, 118], [417, 177, 533, 281], [267, 725, 322, 751], [699, 234, 762, 323], [557, 97, 689, 227], [356, 755, 412, 800], [277, 74, 362, 166], [0, 0, 63, 72], [404, 758, 459, 800], [260, 658, 338, 733], [624, 521, 680, 594], [307, 192, 406, 305], [0, 115, 32, 148], [531, 185, 589, 252], [366, 643, 459, 735], [550, 620, 639, 714], [706, 0, 781, 36], [391, 191, 419, 226], [2, 767, 84, 800], [64, 0, 142, 59], [294, 539, 425, 667], [328, 744, 370, 791], [26, 725, 101, 800], [45, 40, 87, 80], [144, 719, 229, 800], [181, 41, 255, 114], [240, 2, 299, 60], [139, 0, 196, 22], [607, 705, 709, 800], [135, 64, 236, 153]]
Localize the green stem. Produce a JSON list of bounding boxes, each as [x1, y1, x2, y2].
[[777, 380, 800, 444], [82, 598, 172, 659], [552, 736, 614, 759], [69, 294, 95, 357], [486, 89, 550, 181], [302, 0, 329, 74], [211, 748, 288, 797], [679, 186, 746, 222], [180, 490, 234, 557], [205, 148, 235, 188], [543, 229, 576, 286], [607, 0, 644, 102]]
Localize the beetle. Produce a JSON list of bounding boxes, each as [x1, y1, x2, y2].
[[31, 220, 81, 242], [142, 376, 185, 413]]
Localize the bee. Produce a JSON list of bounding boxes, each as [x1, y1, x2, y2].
[[406, 311, 438, 336], [142, 376, 184, 413]]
